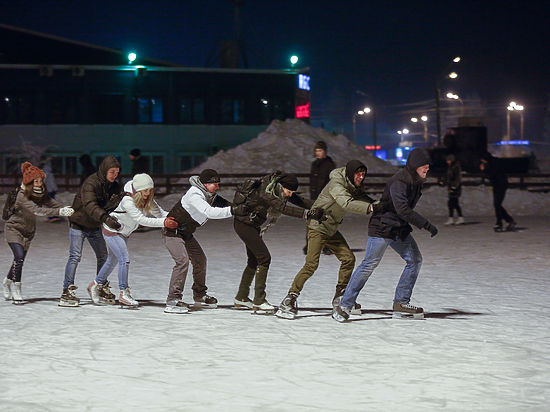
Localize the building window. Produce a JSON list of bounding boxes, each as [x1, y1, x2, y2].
[[221, 99, 244, 124], [152, 156, 164, 174], [179, 98, 205, 124], [137, 97, 163, 123], [92, 95, 124, 124], [179, 155, 206, 171]]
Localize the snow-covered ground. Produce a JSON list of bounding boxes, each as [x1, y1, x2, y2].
[[1, 209, 549, 410]]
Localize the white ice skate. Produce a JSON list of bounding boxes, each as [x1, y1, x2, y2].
[[119, 288, 139, 309], [252, 300, 275, 315], [444, 217, 455, 226], [454, 217, 465, 225], [164, 300, 189, 314], [194, 294, 218, 309], [233, 297, 254, 310], [12, 282, 23, 305], [275, 293, 298, 320], [2, 277, 12, 300], [332, 305, 351, 323], [392, 302, 424, 320], [87, 281, 101, 305]]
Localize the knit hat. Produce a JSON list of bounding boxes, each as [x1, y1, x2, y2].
[[345, 160, 367, 185], [199, 169, 221, 184], [314, 141, 328, 152], [130, 148, 141, 157], [131, 173, 154, 193], [278, 173, 299, 191], [21, 161, 46, 185]]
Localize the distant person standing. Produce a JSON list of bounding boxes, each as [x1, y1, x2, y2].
[[40, 156, 61, 223], [130, 148, 149, 175], [79, 154, 97, 184], [444, 154, 464, 225], [304, 141, 336, 254], [480, 152, 516, 232]]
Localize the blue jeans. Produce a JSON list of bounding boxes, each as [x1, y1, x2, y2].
[[63, 228, 108, 289], [341, 235, 422, 309], [96, 234, 130, 290]]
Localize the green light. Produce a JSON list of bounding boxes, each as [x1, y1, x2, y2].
[[290, 55, 299, 65], [128, 52, 137, 64]]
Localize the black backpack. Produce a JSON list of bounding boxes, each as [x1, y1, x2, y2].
[[233, 178, 261, 206], [2, 187, 21, 221]]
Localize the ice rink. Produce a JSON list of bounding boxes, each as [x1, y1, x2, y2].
[[1, 214, 549, 411]]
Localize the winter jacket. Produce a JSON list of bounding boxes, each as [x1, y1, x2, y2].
[[69, 155, 123, 232], [103, 180, 168, 237], [310, 156, 336, 200], [164, 175, 232, 239], [483, 156, 508, 192], [368, 148, 430, 240], [307, 167, 375, 237], [446, 157, 462, 198], [4, 186, 62, 242], [233, 172, 313, 228]]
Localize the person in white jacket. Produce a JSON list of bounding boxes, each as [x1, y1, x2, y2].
[[87, 174, 177, 307], [162, 169, 232, 314]]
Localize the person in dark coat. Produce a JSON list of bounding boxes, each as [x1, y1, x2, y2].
[[79, 154, 97, 185], [444, 154, 464, 225], [333, 148, 438, 322], [480, 152, 516, 232], [59, 155, 124, 307], [130, 148, 150, 175], [304, 141, 336, 254]]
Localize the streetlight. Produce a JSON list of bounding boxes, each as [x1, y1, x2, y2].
[[128, 52, 137, 64], [352, 110, 365, 143], [435, 56, 461, 145], [506, 101, 525, 140], [352, 107, 375, 149], [290, 55, 299, 67], [446, 92, 464, 116], [411, 115, 429, 143]]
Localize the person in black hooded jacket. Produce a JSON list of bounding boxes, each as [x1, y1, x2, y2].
[[333, 148, 438, 322]]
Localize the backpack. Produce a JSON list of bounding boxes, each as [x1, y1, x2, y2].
[[233, 178, 261, 206], [2, 187, 21, 221]]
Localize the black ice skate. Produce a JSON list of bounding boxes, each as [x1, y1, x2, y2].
[[98, 281, 116, 305], [392, 302, 424, 319], [275, 293, 299, 320], [332, 294, 361, 315], [58, 285, 80, 307], [194, 294, 218, 309]]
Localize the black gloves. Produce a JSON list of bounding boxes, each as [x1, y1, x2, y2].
[[424, 221, 438, 237], [103, 216, 121, 230], [306, 208, 325, 222]]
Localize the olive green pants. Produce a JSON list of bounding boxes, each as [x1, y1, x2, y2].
[[289, 229, 355, 295]]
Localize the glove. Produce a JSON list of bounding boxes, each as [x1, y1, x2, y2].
[[58, 206, 74, 217], [305, 208, 325, 222], [424, 222, 438, 237], [103, 216, 121, 230], [368, 200, 388, 214], [164, 217, 178, 229]]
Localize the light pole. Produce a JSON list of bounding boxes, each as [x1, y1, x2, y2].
[[352, 107, 375, 145], [352, 110, 365, 143], [411, 115, 429, 143], [435, 56, 461, 146], [506, 101, 524, 140], [446, 92, 464, 116]]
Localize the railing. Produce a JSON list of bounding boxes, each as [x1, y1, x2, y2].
[[1, 173, 550, 194]]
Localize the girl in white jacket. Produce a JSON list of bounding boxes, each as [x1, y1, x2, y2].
[[88, 174, 177, 307]]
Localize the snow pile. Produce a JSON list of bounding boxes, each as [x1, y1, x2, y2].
[[187, 119, 397, 174]]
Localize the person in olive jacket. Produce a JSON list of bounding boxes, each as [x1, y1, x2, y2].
[[232, 171, 321, 313], [276, 160, 383, 320], [59, 155, 123, 307], [333, 148, 438, 322]]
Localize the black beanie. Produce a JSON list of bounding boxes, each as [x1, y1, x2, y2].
[[314, 141, 328, 152], [278, 173, 299, 191], [199, 169, 221, 184], [345, 160, 367, 185], [130, 148, 141, 157]]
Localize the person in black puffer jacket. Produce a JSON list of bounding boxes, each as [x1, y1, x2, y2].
[[333, 148, 438, 322]]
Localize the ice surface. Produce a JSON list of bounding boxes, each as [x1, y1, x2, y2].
[[1, 209, 549, 410]]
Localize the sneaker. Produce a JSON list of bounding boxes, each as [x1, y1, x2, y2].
[[444, 217, 454, 226], [59, 285, 80, 307], [87, 281, 101, 305], [392, 301, 424, 319], [253, 300, 275, 314], [506, 221, 517, 231], [12, 282, 23, 304], [454, 216, 465, 225], [98, 281, 116, 305], [234, 297, 254, 309], [164, 300, 189, 314], [332, 305, 351, 323], [119, 288, 139, 307], [2, 277, 12, 300], [194, 294, 218, 308], [275, 293, 298, 319]]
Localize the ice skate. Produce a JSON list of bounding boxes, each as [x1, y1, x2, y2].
[[332, 294, 361, 315], [12, 282, 23, 304], [444, 217, 454, 225], [506, 221, 517, 231], [119, 288, 139, 308], [275, 293, 298, 320], [58, 285, 80, 307], [392, 302, 424, 319], [332, 305, 350, 323], [493, 224, 504, 232], [98, 281, 116, 305], [164, 300, 189, 314], [87, 280, 101, 305], [454, 216, 464, 225], [194, 294, 218, 309], [252, 300, 275, 314], [233, 297, 254, 310], [2, 277, 12, 300]]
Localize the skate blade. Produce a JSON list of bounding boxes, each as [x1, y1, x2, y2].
[[119, 304, 139, 310], [275, 309, 296, 320], [252, 309, 275, 315], [392, 312, 424, 320], [163, 309, 189, 314], [99, 298, 116, 305], [193, 302, 217, 309], [58, 301, 79, 307], [233, 304, 253, 310], [12, 300, 25, 305]]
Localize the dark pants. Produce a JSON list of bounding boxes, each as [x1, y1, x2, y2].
[[7, 243, 28, 282], [447, 196, 462, 217], [233, 220, 271, 269], [493, 189, 513, 226]]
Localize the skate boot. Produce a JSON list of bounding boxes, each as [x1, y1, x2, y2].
[[506, 220, 517, 231], [253, 300, 275, 314], [164, 300, 189, 314], [493, 224, 504, 232], [332, 305, 351, 323], [392, 301, 424, 319], [233, 297, 254, 310], [332, 291, 361, 315], [98, 281, 116, 305], [87, 280, 101, 305], [194, 294, 218, 309], [444, 217, 455, 226], [58, 285, 80, 307], [119, 288, 139, 308], [12, 282, 23, 304], [454, 216, 465, 225], [275, 292, 299, 320], [2, 277, 12, 300]]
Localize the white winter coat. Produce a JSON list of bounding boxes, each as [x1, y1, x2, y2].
[[182, 176, 232, 224], [103, 181, 168, 237]]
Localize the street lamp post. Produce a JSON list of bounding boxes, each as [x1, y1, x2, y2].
[[435, 57, 461, 146], [352, 107, 375, 146], [506, 101, 525, 140], [352, 110, 364, 143], [411, 115, 429, 143]]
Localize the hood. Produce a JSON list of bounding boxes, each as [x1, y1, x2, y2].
[[98, 155, 121, 181], [123, 181, 133, 194], [345, 160, 367, 186], [406, 148, 431, 173], [189, 175, 215, 203], [329, 167, 356, 191]]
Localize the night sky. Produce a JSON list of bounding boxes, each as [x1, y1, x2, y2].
[[2, 0, 549, 145]]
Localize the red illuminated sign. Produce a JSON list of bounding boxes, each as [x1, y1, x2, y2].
[[296, 102, 310, 118], [364, 145, 381, 150]]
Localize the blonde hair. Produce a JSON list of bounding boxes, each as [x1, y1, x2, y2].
[[132, 189, 155, 213]]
